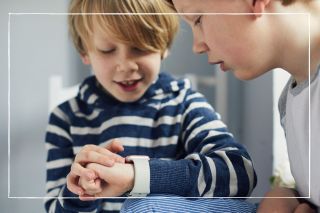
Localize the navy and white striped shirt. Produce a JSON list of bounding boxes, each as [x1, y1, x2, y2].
[[45, 72, 257, 212]]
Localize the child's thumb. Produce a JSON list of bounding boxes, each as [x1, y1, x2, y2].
[[105, 139, 124, 153]]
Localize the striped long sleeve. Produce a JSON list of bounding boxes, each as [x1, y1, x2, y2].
[[149, 89, 257, 197], [45, 106, 126, 212], [45, 107, 104, 212]]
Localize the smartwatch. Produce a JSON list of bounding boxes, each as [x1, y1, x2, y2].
[[125, 155, 150, 197]]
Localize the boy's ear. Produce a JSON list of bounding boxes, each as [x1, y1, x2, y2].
[[81, 54, 90, 65], [252, 0, 271, 17], [161, 49, 169, 60]]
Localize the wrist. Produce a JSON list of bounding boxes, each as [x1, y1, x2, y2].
[[124, 163, 135, 192]]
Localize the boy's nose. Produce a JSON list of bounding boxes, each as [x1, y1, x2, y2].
[[116, 58, 139, 73], [192, 36, 209, 54]]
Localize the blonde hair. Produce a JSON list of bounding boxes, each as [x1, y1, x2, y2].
[[165, 0, 309, 8], [68, 0, 179, 57]]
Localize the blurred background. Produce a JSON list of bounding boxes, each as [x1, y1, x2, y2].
[[0, 0, 291, 212]]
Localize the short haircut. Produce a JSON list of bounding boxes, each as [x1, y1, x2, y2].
[[68, 0, 179, 57], [165, 0, 307, 9], [253, 0, 298, 5]]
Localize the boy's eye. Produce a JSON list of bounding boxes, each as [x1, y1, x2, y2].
[[99, 48, 115, 54], [132, 47, 148, 54], [194, 15, 202, 27]]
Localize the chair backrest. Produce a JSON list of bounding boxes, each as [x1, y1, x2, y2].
[[48, 75, 79, 113]]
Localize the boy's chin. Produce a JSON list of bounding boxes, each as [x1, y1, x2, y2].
[[115, 94, 144, 103], [110, 87, 148, 103], [233, 69, 261, 81]]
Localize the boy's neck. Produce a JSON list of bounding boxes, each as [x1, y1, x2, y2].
[[273, 1, 320, 83], [310, 1, 320, 79]]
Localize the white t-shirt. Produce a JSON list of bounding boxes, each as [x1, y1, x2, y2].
[[279, 65, 320, 208]]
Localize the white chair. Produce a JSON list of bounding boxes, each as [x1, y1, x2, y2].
[[48, 75, 80, 113], [272, 69, 295, 188]]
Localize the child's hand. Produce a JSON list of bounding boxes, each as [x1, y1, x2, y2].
[[257, 187, 300, 213], [79, 162, 134, 199], [67, 140, 125, 196], [77, 164, 103, 201], [294, 203, 317, 213]]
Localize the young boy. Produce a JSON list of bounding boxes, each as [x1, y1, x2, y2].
[[169, 0, 320, 212], [44, 0, 257, 212]]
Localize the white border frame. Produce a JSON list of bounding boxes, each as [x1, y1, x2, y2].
[[8, 12, 311, 200]]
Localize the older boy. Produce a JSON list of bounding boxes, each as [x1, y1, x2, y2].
[[169, 0, 320, 212], [44, 0, 257, 212]]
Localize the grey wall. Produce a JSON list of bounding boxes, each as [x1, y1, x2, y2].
[[241, 73, 274, 199], [1, 0, 73, 212], [0, 1, 273, 212]]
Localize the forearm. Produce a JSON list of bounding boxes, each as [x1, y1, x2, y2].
[[45, 185, 100, 213], [149, 143, 256, 197], [46, 124, 100, 211], [45, 153, 103, 212], [176, 92, 257, 197], [149, 159, 198, 196]]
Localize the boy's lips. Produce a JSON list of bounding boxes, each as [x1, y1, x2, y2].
[[115, 78, 143, 92], [219, 62, 228, 72], [209, 61, 228, 72]]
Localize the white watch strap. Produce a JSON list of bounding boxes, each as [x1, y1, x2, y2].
[[128, 156, 150, 197]]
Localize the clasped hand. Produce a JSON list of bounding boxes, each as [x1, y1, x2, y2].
[[66, 140, 134, 200]]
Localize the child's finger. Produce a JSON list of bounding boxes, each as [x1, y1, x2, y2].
[[79, 194, 97, 201], [85, 163, 110, 181], [71, 162, 96, 181], [92, 178, 102, 193], [86, 144, 125, 162], [75, 146, 123, 166], [93, 147, 125, 164], [105, 139, 124, 153], [66, 173, 84, 196], [79, 178, 102, 194]]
